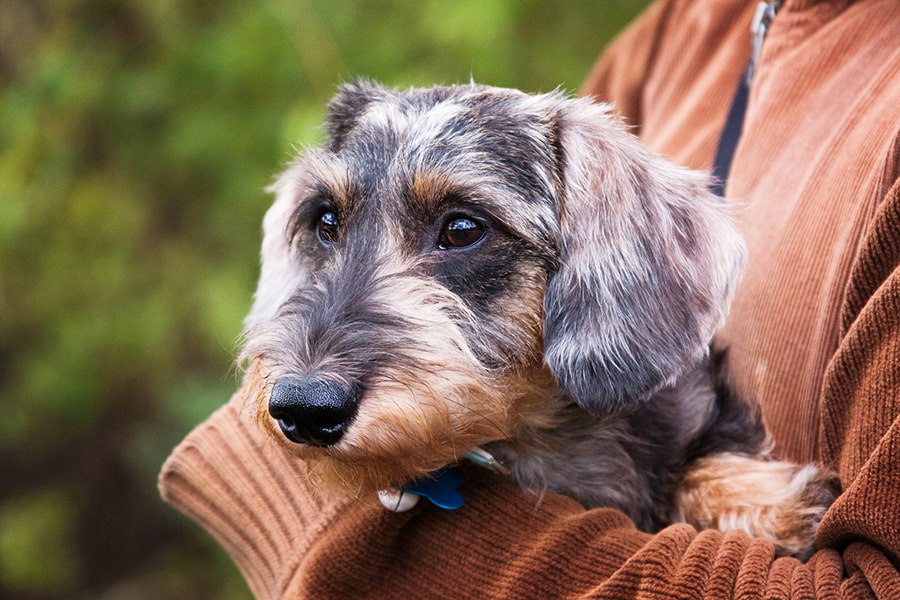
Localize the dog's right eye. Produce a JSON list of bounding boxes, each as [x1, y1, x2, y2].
[[316, 210, 339, 245], [438, 216, 486, 249]]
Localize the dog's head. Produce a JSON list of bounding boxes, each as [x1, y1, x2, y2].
[[241, 81, 745, 492]]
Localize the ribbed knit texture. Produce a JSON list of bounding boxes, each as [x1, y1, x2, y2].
[[160, 0, 900, 597], [159, 382, 356, 598]]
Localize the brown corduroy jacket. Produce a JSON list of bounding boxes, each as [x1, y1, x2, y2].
[[159, 0, 900, 597]]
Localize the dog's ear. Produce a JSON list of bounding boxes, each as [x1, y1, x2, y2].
[[542, 98, 746, 413], [325, 79, 389, 150]]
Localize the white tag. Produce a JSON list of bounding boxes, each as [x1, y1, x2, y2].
[[378, 488, 420, 512]]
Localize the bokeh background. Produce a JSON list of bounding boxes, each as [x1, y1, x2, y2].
[[0, 1, 650, 597]]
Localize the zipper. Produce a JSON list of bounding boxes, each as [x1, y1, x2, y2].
[[745, 0, 783, 85], [711, 0, 783, 196]]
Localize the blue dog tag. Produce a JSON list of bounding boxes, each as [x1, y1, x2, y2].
[[401, 467, 465, 510]]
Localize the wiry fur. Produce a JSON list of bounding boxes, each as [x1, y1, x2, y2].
[[241, 81, 835, 557]]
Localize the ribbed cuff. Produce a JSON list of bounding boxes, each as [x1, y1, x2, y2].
[[158, 375, 354, 599]]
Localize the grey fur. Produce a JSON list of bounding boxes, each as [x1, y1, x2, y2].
[[241, 81, 834, 555]]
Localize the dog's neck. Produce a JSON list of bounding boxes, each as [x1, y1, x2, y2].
[[485, 366, 719, 531], [485, 402, 657, 524]]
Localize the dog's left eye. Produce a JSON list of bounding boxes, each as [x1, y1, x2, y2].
[[317, 210, 339, 245], [438, 216, 486, 249]]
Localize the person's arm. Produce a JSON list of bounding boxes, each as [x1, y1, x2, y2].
[[159, 182, 900, 600], [816, 176, 900, 570]]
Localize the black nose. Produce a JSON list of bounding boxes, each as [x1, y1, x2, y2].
[[268, 378, 360, 447]]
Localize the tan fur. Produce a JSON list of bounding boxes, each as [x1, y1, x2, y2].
[[246, 269, 555, 495], [674, 453, 835, 557], [253, 359, 558, 496]]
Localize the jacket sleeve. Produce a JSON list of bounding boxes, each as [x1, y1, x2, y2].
[[816, 175, 900, 572], [158, 183, 900, 600], [158, 334, 897, 600]]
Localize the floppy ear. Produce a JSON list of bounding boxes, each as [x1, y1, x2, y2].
[[543, 98, 746, 413]]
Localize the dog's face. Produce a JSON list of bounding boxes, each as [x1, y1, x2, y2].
[[241, 81, 745, 494]]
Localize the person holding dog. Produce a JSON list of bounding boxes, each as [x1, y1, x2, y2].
[[160, 0, 900, 597]]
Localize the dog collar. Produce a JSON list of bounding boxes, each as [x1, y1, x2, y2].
[[378, 447, 508, 512]]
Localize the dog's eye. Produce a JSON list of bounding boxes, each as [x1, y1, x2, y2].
[[438, 216, 485, 249], [317, 210, 339, 245]]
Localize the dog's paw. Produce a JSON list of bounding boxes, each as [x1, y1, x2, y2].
[[675, 453, 838, 558]]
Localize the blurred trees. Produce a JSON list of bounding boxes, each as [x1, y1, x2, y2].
[[0, 0, 648, 597]]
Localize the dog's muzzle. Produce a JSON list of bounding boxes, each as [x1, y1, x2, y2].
[[268, 378, 360, 447]]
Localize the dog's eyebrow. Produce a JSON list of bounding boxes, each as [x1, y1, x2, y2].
[[403, 171, 458, 208], [284, 165, 357, 241], [286, 185, 331, 240]]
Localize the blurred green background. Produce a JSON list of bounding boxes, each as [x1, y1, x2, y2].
[[0, 1, 649, 597]]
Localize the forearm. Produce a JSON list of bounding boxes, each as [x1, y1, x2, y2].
[[159, 379, 885, 599]]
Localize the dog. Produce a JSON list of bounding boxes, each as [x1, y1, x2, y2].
[[239, 81, 836, 557]]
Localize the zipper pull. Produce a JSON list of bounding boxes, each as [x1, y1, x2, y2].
[[746, 0, 783, 85]]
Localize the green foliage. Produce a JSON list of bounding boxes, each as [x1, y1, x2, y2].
[[0, 488, 79, 593], [0, 0, 649, 597]]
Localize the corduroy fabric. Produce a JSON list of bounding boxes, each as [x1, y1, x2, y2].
[[160, 0, 900, 597]]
